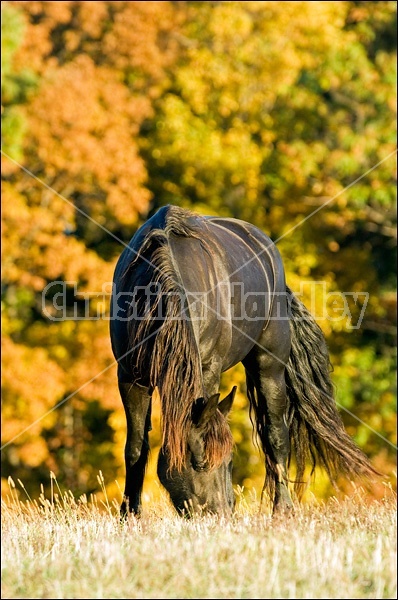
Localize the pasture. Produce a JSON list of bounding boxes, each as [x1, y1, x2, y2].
[[2, 480, 396, 599]]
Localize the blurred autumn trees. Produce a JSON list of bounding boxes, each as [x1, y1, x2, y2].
[[1, 1, 396, 500]]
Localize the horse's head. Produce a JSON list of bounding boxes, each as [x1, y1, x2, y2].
[[157, 386, 236, 516]]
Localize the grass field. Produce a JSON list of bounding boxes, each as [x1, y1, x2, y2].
[[2, 478, 396, 599]]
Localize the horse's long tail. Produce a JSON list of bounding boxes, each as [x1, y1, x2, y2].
[[285, 286, 378, 498]]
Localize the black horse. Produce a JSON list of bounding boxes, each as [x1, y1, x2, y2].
[[110, 205, 375, 516]]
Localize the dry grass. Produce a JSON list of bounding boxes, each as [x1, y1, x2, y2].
[[1, 476, 397, 599]]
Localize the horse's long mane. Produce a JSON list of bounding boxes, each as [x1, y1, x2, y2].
[[126, 206, 233, 472]]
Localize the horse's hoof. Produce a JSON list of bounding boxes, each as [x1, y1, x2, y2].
[[120, 500, 141, 521]]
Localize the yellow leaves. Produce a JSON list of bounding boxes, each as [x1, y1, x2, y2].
[[1, 336, 66, 443], [28, 55, 150, 207], [18, 438, 49, 467], [2, 179, 112, 290], [103, 1, 179, 79], [73, 2, 108, 41], [8, 3, 171, 230], [209, 3, 253, 45], [187, 1, 350, 104], [158, 92, 264, 209]]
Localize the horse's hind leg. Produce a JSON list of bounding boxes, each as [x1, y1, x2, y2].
[[243, 321, 293, 514], [118, 378, 151, 517]]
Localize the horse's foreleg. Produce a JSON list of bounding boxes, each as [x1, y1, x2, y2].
[[118, 381, 151, 517]]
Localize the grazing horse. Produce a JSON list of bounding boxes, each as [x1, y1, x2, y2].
[[110, 205, 376, 516]]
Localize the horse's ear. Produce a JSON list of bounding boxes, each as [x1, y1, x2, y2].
[[192, 393, 220, 427], [218, 386, 237, 417]]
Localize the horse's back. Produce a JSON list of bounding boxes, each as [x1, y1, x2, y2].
[[166, 211, 287, 370], [111, 206, 288, 374], [205, 215, 285, 292]]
